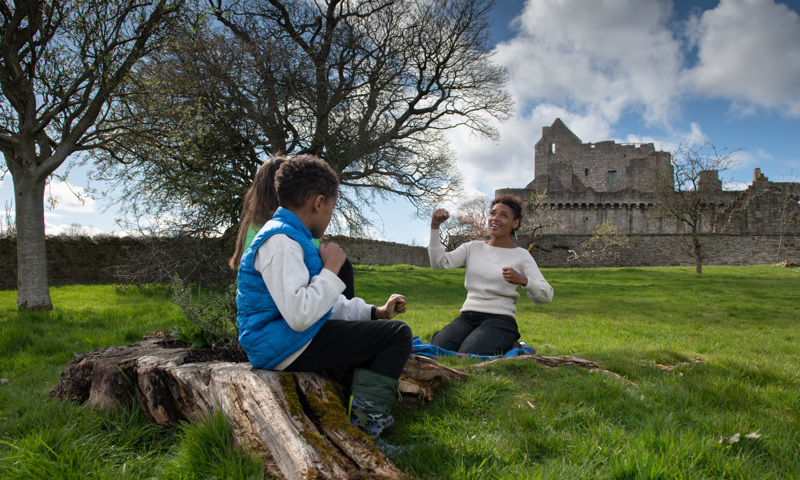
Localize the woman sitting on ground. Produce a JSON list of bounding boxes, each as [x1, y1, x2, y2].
[[427, 194, 554, 355], [229, 157, 355, 298]]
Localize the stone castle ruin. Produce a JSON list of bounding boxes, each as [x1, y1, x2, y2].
[[497, 118, 800, 238]]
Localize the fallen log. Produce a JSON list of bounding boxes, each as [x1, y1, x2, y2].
[[470, 354, 601, 369], [469, 354, 637, 386]]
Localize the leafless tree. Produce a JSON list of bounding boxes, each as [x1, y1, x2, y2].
[[63, 223, 88, 238], [1, 0, 187, 310], [649, 142, 740, 274], [520, 189, 560, 252], [568, 219, 631, 265], [777, 174, 800, 262], [437, 195, 490, 250], [1, 200, 14, 235]]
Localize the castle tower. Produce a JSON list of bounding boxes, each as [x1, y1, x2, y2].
[[528, 118, 666, 195]]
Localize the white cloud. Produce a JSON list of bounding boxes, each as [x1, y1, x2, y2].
[[45, 221, 105, 237], [495, 0, 683, 127], [46, 180, 97, 213], [755, 149, 773, 161], [681, 0, 800, 117]]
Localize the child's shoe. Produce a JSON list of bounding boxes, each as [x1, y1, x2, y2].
[[347, 368, 399, 440]]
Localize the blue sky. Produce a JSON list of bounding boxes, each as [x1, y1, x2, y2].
[[2, 0, 800, 243]]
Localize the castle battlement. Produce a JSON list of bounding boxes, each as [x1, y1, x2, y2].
[[498, 119, 800, 237]]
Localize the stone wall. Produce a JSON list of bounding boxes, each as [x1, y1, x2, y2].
[[2, 233, 798, 290], [528, 234, 800, 268], [0, 235, 430, 290]]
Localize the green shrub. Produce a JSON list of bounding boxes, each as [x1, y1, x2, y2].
[[169, 277, 238, 348]]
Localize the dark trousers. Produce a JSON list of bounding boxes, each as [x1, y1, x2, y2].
[[429, 311, 520, 356], [284, 319, 412, 379], [338, 259, 355, 300]]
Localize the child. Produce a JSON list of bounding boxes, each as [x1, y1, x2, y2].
[[236, 155, 412, 440], [229, 157, 355, 299]]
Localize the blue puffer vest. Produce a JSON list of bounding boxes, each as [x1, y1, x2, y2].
[[236, 207, 332, 369]]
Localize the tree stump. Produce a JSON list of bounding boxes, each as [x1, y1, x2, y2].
[[50, 336, 465, 479], [50, 336, 605, 479]]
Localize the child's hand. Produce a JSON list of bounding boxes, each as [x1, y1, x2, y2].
[[376, 294, 407, 319], [319, 242, 347, 274]]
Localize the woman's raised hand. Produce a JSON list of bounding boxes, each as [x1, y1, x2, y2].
[[431, 208, 450, 229]]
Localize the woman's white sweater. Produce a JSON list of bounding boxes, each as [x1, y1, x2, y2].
[[428, 229, 554, 318]]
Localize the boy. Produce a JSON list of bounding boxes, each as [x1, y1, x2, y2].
[[236, 155, 412, 440]]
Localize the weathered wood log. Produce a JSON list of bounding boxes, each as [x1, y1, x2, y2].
[[51, 336, 455, 479], [398, 355, 467, 402], [469, 354, 637, 386], [470, 354, 601, 369]]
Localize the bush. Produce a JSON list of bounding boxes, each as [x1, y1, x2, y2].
[[170, 276, 239, 348]]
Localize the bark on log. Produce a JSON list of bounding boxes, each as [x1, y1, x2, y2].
[[398, 355, 467, 402]]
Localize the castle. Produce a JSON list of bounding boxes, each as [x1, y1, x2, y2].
[[496, 118, 800, 237]]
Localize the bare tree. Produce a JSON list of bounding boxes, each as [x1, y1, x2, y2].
[[90, 0, 512, 236], [520, 189, 560, 252], [1, 199, 14, 235], [568, 219, 630, 265], [649, 142, 740, 274], [1, 0, 186, 310], [63, 223, 87, 238], [437, 195, 489, 250]]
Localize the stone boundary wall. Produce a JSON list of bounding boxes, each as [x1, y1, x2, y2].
[[529, 234, 800, 268], [0, 235, 431, 290], [1, 234, 797, 290]]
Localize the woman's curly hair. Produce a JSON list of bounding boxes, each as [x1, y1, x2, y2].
[[491, 194, 523, 234]]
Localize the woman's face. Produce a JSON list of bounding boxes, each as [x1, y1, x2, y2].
[[488, 202, 519, 238]]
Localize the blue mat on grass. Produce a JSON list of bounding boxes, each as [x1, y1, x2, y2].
[[411, 336, 535, 360]]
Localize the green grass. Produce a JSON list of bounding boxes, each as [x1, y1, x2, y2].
[[359, 265, 800, 479], [2, 265, 799, 479]]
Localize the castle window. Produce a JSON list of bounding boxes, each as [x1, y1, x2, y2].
[[608, 170, 617, 184], [551, 143, 556, 154], [585, 168, 589, 176]]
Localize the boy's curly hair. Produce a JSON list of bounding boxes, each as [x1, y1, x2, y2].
[[275, 155, 339, 209]]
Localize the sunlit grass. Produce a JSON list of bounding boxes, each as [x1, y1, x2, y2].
[[1, 265, 799, 478], [357, 264, 800, 479]]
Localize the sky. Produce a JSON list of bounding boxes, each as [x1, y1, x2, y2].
[[2, 0, 800, 242]]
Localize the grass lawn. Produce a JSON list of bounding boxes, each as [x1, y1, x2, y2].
[[1, 265, 799, 479]]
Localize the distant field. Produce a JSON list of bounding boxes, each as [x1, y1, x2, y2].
[[1, 265, 799, 479]]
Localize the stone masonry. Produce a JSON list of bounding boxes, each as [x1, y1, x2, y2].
[[497, 118, 800, 237]]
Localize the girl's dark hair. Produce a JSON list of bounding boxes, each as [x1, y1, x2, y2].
[[275, 155, 339, 209], [491, 194, 524, 233], [229, 157, 287, 269]]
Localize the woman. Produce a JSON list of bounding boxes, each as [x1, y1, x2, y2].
[[428, 194, 554, 355], [230, 157, 355, 298]]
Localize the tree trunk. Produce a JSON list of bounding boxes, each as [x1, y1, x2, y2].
[[691, 229, 703, 274], [13, 173, 53, 310]]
